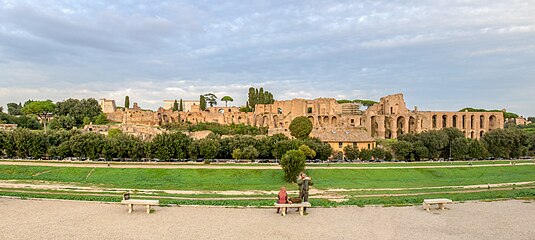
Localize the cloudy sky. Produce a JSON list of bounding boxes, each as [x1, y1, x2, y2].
[[1, 0, 534, 116]]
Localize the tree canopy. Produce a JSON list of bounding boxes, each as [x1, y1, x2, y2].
[[289, 116, 313, 139], [22, 100, 55, 129], [221, 96, 233, 107]]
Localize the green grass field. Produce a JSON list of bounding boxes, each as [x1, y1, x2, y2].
[[1, 164, 534, 207]]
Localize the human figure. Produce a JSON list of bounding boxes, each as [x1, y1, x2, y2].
[[297, 172, 313, 213], [276, 186, 291, 214]]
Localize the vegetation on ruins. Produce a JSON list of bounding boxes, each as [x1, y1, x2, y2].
[[289, 116, 313, 139], [160, 122, 268, 136], [336, 99, 378, 107], [221, 96, 233, 107], [459, 107, 519, 119], [243, 87, 275, 112]]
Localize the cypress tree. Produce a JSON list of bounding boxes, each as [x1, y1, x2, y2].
[[179, 99, 183, 111], [125, 96, 130, 109], [200, 95, 206, 111], [172, 100, 178, 111]]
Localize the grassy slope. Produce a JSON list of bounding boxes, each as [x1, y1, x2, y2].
[[0, 165, 534, 191]]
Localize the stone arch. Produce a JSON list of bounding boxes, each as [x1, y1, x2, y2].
[[384, 117, 392, 139], [409, 116, 416, 133], [489, 115, 497, 130], [273, 115, 279, 128], [470, 131, 475, 139], [462, 115, 466, 129], [331, 116, 338, 125], [323, 116, 330, 126], [262, 116, 269, 127], [317, 116, 323, 126], [480, 130, 485, 138], [307, 116, 314, 127], [442, 115, 447, 128], [432, 115, 437, 128], [480, 115, 485, 129], [371, 116, 379, 138], [470, 115, 475, 129], [237, 116, 242, 124], [397, 116, 405, 136], [452, 115, 458, 128]]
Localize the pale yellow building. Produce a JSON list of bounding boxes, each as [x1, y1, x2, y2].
[[311, 129, 376, 152]]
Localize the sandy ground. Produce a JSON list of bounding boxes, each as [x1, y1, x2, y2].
[[1, 160, 533, 169], [0, 198, 534, 240]]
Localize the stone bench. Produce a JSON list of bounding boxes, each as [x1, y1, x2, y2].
[[423, 198, 452, 211], [274, 202, 311, 216], [121, 199, 159, 214]]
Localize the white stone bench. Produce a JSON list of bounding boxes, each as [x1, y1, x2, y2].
[[121, 199, 159, 214], [274, 202, 311, 216], [423, 198, 452, 211]]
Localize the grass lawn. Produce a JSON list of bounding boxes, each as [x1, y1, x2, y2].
[[0, 165, 534, 191]]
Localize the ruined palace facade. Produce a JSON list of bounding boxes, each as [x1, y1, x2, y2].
[[100, 93, 504, 140]]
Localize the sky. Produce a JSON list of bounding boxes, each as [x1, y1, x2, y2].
[[0, 0, 534, 116]]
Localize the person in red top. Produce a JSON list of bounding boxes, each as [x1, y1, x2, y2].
[[276, 186, 292, 214]]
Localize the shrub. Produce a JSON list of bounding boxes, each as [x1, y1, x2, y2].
[[299, 144, 316, 159], [280, 150, 306, 182]]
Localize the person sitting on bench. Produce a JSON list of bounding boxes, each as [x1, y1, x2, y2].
[[276, 186, 292, 214]]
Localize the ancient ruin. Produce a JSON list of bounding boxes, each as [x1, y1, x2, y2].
[[99, 93, 504, 140]]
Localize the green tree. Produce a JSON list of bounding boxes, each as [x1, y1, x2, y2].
[[280, 149, 306, 183], [418, 130, 449, 159], [412, 141, 429, 161], [22, 100, 56, 130], [343, 145, 360, 160], [107, 128, 123, 138], [94, 113, 108, 125], [179, 99, 184, 111], [172, 100, 178, 111], [272, 140, 300, 159], [199, 95, 207, 111], [392, 141, 413, 160], [231, 148, 242, 160], [468, 139, 489, 159], [303, 138, 332, 160], [125, 96, 130, 109], [54, 98, 102, 126], [48, 115, 76, 130], [221, 96, 233, 107], [204, 93, 217, 107], [83, 116, 91, 126], [371, 147, 386, 160], [299, 144, 316, 159], [198, 138, 221, 160], [7, 103, 22, 115], [289, 116, 313, 139], [150, 132, 192, 161], [241, 146, 260, 160], [451, 138, 469, 160], [359, 149, 373, 161], [482, 128, 529, 158]]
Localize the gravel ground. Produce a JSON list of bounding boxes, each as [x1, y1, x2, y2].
[[0, 198, 534, 240]]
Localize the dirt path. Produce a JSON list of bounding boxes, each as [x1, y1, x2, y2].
[[1, 160, 533, 169], [1, 198, 534, 240], [1, 180, 533, 201]]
